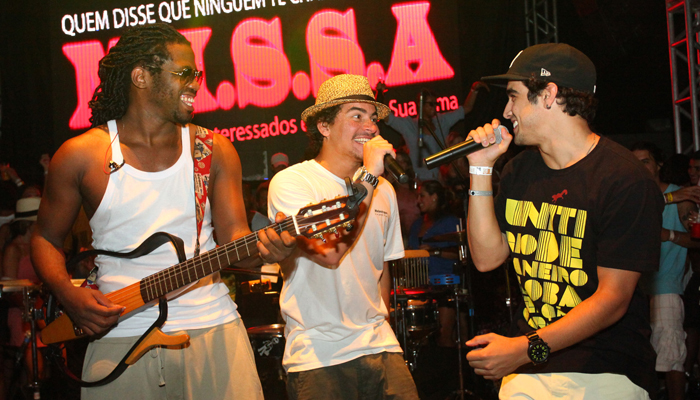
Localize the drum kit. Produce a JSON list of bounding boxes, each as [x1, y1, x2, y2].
[[390, 248, 470, 369], [391, 228, 491, 400]]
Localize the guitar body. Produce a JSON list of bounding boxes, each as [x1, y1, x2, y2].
[[41, 282, 145, 344]]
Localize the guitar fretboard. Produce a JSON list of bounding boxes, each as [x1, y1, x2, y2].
[[138, 219, 296, 303]]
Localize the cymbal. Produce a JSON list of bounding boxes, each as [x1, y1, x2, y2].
[[423, 230, 466, 243], [402, 249, 430, 259], [0, 279, 38, 293]]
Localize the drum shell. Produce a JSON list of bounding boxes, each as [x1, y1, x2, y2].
[[247, 324, 285, 358], [404, 299, 439, 332]]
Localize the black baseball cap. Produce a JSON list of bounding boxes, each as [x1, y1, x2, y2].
[[482, 43, 596, 94]]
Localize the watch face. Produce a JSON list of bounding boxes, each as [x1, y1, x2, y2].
[[529, 342, 549, 364]]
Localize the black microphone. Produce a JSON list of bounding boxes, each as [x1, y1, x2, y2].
[[424, 125, 507, 170], [384, 154, 409, 184], [418, 92, 424, 148]]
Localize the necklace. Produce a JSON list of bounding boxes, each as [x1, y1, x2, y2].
[[586, 135, 598, 156]]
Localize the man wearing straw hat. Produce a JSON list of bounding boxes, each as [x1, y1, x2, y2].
[[268, 74, 419, 399], [464, 43, 661, 398]]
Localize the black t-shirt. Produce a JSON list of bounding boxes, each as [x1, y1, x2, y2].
[[495, 137, 663, 396]]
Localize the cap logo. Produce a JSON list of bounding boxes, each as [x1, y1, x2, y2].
[[540, 68, 551, 77], [509, 50, 524, 68]]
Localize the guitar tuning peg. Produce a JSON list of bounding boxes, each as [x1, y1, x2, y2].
[[345, 223, 354, 232]]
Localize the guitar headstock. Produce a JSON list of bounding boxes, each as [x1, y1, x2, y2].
[[295, 196, 358, 240]]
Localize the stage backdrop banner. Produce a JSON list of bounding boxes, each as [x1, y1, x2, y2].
[[49, 0, 463, 179]]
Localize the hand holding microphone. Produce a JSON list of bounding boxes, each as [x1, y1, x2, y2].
[[362, 136, 409, 184], [424, 119, 512, 169]]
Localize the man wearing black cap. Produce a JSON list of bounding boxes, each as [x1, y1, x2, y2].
[[463, 43, 662, 398]]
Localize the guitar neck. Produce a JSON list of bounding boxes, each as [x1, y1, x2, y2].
[[137, 218, 297, 304]]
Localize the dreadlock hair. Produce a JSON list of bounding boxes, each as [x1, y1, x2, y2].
[[88, 23, 190, 127], [304, 104, 343, 159], [525, 77, 598, 126]]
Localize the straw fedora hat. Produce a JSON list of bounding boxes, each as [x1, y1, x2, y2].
[[301, 74, 390, 123], [14, 197, 40, 222]]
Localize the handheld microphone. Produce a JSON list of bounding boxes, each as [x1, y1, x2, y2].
[[418, 92, 424, 148], [424, 125, 507, 170], [384, 154, 409, 184]]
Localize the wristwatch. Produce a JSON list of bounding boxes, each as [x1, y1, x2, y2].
[[353, 166, 379, 189], [525, 331, 550, 365]]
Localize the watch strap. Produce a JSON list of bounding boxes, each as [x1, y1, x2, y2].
[[525, 330, 550, 365], [354, 166, 379, 188]]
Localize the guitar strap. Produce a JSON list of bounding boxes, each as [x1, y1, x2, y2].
[[193, 125, 214, 257], [49, 232, 188, 387], [49, 124, 214, 387]]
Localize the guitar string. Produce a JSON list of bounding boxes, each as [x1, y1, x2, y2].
[[105, 215, 318, 305]]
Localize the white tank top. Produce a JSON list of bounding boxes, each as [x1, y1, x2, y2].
[[89, 120, 237, 338]]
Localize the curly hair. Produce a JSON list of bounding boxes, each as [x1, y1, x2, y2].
[[525, 77, 598, 125], [89, 23, 190, 127], [304, 105, 343, 159]]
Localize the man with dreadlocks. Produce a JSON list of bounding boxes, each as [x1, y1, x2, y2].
[[31, 23, 295, 399]]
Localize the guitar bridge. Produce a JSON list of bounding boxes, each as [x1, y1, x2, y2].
[[73, 325, 84, 337]]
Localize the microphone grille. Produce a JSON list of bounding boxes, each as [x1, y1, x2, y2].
[[494, 125, 508, 144]]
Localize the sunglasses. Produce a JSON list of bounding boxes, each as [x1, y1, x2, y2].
[[169, 67, 204, 85]]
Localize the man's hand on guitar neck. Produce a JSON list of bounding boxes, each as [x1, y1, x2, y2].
[[256, 211, 297, 264], [55, 284, 124, 336]]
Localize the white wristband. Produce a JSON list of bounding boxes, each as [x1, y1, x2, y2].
[[469, 189, 493, 196], [469, 166, 493, 176], [669, 230, 675, 243]]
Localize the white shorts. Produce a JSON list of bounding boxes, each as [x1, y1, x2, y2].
[[499, 372, 650, 400], [650, 293, 687, 372]]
